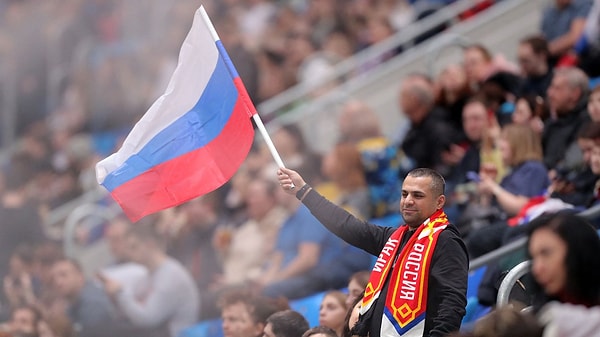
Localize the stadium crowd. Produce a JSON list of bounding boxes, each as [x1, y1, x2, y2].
[[1, 0, 600, 336]]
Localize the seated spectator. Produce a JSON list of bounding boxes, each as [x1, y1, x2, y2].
[[3, 246, 39, 313], [345, 270, 369, 308], [463, 44, 519, 93], [319, 142, 371, 220], [435, 63, 472, 137], [446, 97, 501, 229], [166, 193, 224, 319], [219, 288, 288, 337], [399, 74, 461, 175], [302, 326, 338, 337], [337, 100, 406, 218], [577, 0, 600, 76], [343, 294, 363, 337], [260, 185, 371, 300], [216, 178, 287, 286], [448, 306, 543, 337], [465, 124, 550, 258], [543, 67, 589, 171], [588, 84, 600, 122], [511, 94, 547, 135], [318, 291, 348, 337], [547, 122, 599, 207], [51, 258, 115, 334], [6, 305, 43, 337], [99, 216, 147, 292], [517, 36, 554, 98], [526, 212, 600, 310], [99, 221, 199, 337], [263, 310, 309, 337], [540, 0, 592, 64]]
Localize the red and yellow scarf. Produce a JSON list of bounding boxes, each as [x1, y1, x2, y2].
[[358, 210, 449, 337]]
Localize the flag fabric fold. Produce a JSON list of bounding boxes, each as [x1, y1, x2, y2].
[[96, 6, 256, 222]]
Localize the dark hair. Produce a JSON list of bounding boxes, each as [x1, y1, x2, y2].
[[516, 94, 548, 119], [267, 310, 309, 337], [577, 121, 600, 140], [526, 212, 600, 308], [53, 257, 83, 273], [407, 168, 445, 195], [302, 326, 339, 337], [342, 293, 363, 337], [520, 35, 549, 57]]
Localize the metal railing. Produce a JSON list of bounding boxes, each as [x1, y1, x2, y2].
[[257, 0, 490, 118]]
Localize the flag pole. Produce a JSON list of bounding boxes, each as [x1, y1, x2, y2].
[[198, 6, 287, 170]]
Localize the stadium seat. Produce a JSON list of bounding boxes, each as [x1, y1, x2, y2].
[[179, 318, 223, 337], [290, 291, 326, 328]]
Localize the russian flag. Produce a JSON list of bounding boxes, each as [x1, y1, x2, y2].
[[95, 6, 256, 222]]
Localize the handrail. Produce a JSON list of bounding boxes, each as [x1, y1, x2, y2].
[[62, 202, 121, 258], [257, 0, 485, 117], [496, 260, 531, 306]]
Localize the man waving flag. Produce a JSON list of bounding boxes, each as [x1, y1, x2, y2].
[[96, 6, 271, 222]]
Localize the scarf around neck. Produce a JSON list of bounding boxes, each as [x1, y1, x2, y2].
[[353, 210, 449, 337]]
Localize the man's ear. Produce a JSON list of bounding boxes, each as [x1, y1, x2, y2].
[[437, 194, 446, 210]]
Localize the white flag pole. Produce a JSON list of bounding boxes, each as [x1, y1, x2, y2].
[[198, 6, 287, 170]]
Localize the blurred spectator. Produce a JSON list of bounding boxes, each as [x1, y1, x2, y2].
[[320, 142, 371, 220], [216, 178, 286, 286], [436, 63, 472, 137], [526, 212, 600, 310], [218, 287, 288, 337], [337, 100, 406, 217], [538, 302, 600, 337], [517, 36, 553, 98], [345, 270, 370, 308], [3, 246, 39, 313], [318, 291, 348, 337], [302, 326, 338, 337], [51, 258, 115, 334], [166, 193, 224, 319], [399, 74, 460, 175], [511, 94, 547, 134], [98, 216, 147, 297], [260, 185, 371, 299], [540, 0, 592, 63], [6, 305, 43, 337], [99, 222, 199, 337], [465, 124, 550, 258], [543, 67, 589, 170], [0, 167, 46, 286], [263, 310, 309, 337], [463, 44, 519, 92], [577, 0, 600, 77], [448, 306, 543, 337], [343, 294, 363, 337], [588, 84, 600, 122]]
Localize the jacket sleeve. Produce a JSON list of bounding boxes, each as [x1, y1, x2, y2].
[[428, 228, 469, 337], [302, 188, 396, 256]]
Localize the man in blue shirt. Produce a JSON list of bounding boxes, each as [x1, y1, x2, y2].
[[541, 0, 592, 61], [260, 186, 371, 299]]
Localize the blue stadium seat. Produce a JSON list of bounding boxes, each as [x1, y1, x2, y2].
[[467, 265, 487, 299], [178, 318, 223, 337], [290, 291, 326, 328]]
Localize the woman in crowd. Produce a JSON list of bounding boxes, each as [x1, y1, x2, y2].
[[466, 123, 550, 258], [345, 271, 369, 308], [526, 212, 600, 310], [318, 291, 348, 337]]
